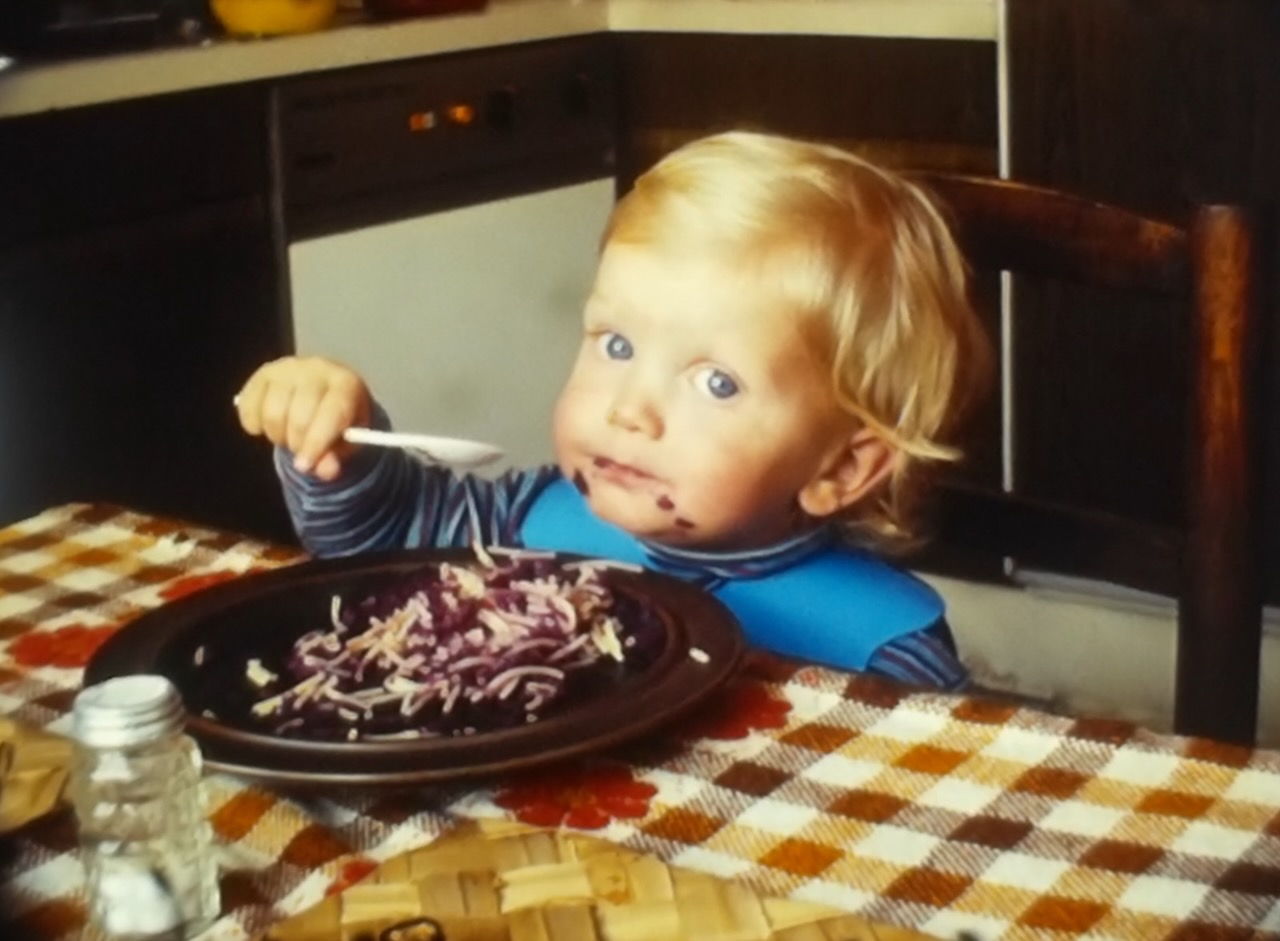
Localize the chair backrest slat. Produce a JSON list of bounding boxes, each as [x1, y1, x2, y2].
[[912, 173, 1189, 293]]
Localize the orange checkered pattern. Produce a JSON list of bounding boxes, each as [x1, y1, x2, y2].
[[1, 503, 1279, 941]]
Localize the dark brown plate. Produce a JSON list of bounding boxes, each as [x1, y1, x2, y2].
[[84, 548, 744, 788]]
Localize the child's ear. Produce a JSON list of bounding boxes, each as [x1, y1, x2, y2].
[[797, 428, 897, 518]]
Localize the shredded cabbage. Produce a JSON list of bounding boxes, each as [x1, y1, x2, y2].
[[246, 550, 655, 741]]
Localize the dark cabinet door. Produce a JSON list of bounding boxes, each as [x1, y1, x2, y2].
[[0, 197, 293, 542], [1006, 0, 1280, 596], [0, 198, 293, 537], [0, 83, 295, 542], [614, 33, 999, 185]]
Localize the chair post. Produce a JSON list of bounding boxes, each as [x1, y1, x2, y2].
[[1178, 205, 1264, 743]]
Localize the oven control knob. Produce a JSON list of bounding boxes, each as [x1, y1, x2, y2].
[[485, 86, 517, 131]]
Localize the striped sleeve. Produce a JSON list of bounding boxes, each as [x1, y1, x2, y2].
[[864, 618, 970, 691], [273, 429, 558, 557]]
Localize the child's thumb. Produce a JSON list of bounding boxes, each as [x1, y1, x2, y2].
[[313, 452, 343, 482]]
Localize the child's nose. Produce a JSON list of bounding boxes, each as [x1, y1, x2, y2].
[[607, 390, 664, 438]]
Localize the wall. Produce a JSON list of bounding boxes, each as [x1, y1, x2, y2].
[[923, 571, 1280, 747]]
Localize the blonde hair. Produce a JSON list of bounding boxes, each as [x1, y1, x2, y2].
[[604, 131, 993, 551]]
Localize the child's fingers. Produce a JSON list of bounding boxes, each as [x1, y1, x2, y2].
[[282, 376, 329, 458], [239, 358, 300, 444], [258, 379, 298, 448], [234, 370, 268, 436], [294, 386, 358, 473], [235, 358, 368, 481], [312, 452, 343, 481]]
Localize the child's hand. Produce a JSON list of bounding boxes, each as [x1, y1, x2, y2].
[[235, 356, 372, 481]]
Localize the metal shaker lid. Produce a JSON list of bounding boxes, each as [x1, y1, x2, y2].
[[72, 675, 185, 749]]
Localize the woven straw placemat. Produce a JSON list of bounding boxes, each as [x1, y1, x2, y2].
[[0, 717, 71, 834], [259, 818, 936, 941]]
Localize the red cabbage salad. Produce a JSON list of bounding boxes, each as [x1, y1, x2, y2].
[[244, 548, 663, 742]]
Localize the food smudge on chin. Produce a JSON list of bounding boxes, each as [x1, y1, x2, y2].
[[656, 495, 675, 511], [572, 470, 590, 495], [675, 517, 695, 529]]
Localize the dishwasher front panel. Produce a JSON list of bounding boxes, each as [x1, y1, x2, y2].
[[288, 178, 614, 470]]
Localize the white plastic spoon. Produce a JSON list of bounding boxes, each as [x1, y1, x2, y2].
[[342, 427, 505, 469]]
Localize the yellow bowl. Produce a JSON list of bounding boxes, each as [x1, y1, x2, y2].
[[211, 0, 339, 36]]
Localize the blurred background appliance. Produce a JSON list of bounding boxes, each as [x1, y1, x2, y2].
[[0, 0, 211, 57]]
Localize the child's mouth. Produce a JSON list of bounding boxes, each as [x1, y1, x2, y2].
[[592, 457, 654, 486], [587, 458, 694, 530]]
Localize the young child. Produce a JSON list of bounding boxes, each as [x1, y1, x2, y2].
[[236, 131, 992, 690]]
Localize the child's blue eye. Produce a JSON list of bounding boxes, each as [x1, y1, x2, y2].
[[695, 367, 739, 400], [596, 332, 633, 360]]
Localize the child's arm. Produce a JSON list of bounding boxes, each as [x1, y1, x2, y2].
[[273, 430, 556, 557], [236, 355, 556, 556], [865, 619, 969, 691]]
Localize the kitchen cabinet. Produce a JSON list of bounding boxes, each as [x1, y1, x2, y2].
[[614, 33, 999, 184], [1005, 0, 1280, 598], [0, 84, 294, 541]]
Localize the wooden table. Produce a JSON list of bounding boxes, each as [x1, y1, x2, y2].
[[1, 503, 1278, 941]]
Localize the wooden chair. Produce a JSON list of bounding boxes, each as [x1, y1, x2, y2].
[[907, 172, 1267, 745]]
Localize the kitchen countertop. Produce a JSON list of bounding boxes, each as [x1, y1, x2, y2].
[[0, 0, 997, 119]]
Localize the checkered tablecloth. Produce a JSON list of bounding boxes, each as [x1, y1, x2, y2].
[[1, 503, 1278, 941]]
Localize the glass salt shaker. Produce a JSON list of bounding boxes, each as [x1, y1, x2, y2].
[[70, 675, 221, 941]]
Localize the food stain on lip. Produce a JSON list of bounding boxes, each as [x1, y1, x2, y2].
[[592, 456, 654, 485], [656, 495, 675, 511]]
